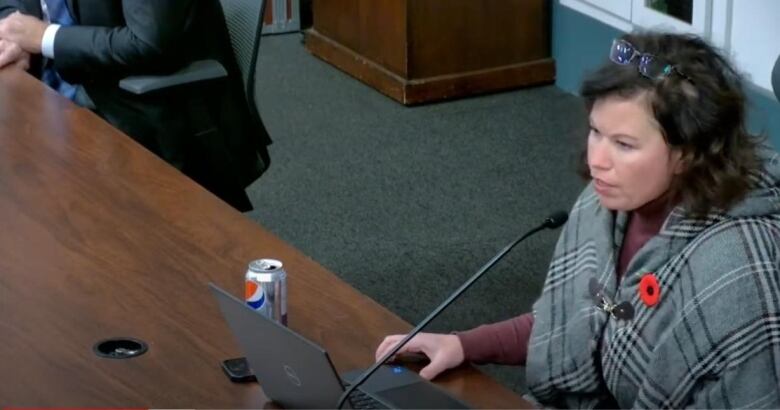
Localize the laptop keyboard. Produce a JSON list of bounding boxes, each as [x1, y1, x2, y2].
[[348, 388, 387, 409]]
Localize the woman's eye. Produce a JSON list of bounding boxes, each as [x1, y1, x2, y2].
[[615, 140, 634, 150]]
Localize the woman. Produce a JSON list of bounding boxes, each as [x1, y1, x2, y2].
[[376, 32, 780, 408]]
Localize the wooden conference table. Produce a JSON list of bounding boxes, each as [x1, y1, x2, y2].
[[0, 70, 529, 408]]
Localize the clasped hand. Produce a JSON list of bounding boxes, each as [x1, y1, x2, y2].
[[375, 332, 465, 380], [0, 11, 48, 69]]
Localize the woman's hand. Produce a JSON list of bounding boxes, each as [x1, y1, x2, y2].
[[375, 332, 465, 380]]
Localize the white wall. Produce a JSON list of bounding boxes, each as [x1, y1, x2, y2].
[[561, 0, 780, 93], [729, 0, 780, 92]]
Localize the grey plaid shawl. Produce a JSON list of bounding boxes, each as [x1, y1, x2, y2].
[[526, 148, 780, 409]]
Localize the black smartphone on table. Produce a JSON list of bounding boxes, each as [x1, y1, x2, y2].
[[221, 357, 257, 383]]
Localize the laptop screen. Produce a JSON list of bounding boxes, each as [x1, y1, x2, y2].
[[209, 283, 346, 408], [209, 283, 470, 409]]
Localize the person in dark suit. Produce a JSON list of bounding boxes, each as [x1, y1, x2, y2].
[[0, 0, 271, 211]]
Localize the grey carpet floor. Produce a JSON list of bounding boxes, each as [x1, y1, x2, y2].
[[247, 33, 589, 391]]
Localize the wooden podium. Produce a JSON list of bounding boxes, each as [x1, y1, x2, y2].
[[304, 0, 555, 105]]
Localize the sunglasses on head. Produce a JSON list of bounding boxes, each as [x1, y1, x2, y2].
[[609, 39, 692, 82]]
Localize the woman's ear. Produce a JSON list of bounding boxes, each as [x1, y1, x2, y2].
[[671, 149, 689, 175]]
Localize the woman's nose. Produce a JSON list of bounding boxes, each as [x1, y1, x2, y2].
[[588, 138, 612, 171]]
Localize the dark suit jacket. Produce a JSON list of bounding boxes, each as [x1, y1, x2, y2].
[[0, 0, 271, 211]]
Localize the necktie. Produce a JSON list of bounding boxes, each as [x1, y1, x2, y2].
[[41, 0, 77, 100]]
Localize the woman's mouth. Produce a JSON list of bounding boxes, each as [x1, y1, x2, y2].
[[593, 178, 617, 193]]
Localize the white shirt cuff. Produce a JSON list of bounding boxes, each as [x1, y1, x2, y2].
[[41, 24, 61, 59]]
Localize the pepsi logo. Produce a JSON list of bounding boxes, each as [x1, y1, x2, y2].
[[245, 281, 266, 309]]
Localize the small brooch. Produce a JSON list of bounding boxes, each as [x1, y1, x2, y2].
[[589, 277, 634, 320], [639, 273, 661, 307]]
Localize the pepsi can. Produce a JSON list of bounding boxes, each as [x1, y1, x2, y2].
[[245, 258, 288, 325]]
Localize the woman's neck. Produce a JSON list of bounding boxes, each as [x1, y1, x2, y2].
[[616, 192, 678, 277]]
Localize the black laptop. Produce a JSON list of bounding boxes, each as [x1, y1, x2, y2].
[[208, 283, 471, 409]]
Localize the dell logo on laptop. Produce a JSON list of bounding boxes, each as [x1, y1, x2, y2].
[[284, 364, 302, 387]]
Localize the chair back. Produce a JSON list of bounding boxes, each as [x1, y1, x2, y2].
[[773, 54, 779, 102], [218, 0, 267, 117]]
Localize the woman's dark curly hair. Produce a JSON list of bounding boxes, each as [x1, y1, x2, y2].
[[579, 32, 762, 216]]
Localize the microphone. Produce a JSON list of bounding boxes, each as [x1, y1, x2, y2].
[[542, 210, 568, 229], [336, 211, 569, 409]]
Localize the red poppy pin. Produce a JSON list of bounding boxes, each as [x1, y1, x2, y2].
[[639, 273, 661, 307]]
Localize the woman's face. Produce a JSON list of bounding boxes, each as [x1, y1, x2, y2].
[[587, 94, 683, 211]]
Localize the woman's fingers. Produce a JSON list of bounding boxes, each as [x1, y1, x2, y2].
[[375, 334, 406, 361]]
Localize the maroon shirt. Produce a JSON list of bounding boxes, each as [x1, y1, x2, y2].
[[457, 197, 674, 365]]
